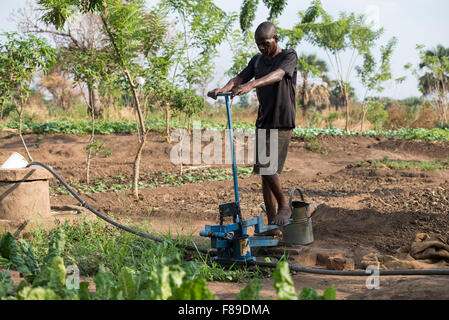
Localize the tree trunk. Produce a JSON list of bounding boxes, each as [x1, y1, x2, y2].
[[165, 103, 171, 143], [188, 116, 192, 135], [100, 14, 147, 199], [87, 85, 104, 118], [17, 103, 33, 162], [132, 133, 147, 199], [301, 76, 309, 117], [343, 84, 350, 132], [86, 87, 95, 184], [361, 106, 367, 131], [123, 69, 147, 199], [135, 107, 142, 143]]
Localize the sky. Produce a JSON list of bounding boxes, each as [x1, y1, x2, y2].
[[1, 0, 449, 100]]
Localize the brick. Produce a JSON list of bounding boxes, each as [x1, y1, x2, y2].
[[326, 256, 355, 271]]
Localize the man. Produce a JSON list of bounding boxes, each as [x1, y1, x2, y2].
[[208, 21, 297, 235]]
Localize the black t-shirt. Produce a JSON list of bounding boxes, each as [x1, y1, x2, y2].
[[238, 49, 297, 129]]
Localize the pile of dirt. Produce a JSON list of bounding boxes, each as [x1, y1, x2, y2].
[[312, 205, 449, 256]]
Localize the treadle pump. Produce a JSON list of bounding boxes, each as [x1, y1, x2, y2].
[[199, 93, 279, 263]]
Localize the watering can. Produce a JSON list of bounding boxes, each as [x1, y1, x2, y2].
[[280, 188, 317, 246]]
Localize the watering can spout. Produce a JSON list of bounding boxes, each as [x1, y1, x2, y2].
[[0, 152, 29, 169]]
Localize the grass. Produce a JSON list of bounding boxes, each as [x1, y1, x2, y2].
[[358, 156, 449, 171], [50, 166, 254, 195], [24, 219, 270, 282], [304, 135, 327, 155]]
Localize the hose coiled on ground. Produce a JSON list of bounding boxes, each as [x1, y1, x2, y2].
[[28, 162, 449, 276], [28, 162, 213, 256]]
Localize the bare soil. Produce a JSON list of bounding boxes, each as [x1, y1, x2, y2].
[[1, 130, 449, 300]]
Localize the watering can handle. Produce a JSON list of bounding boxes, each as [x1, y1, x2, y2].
[[309, 201, 318, 218], [288, 188, 305, 209]]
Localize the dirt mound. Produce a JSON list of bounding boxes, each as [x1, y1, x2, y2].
[[312, 205, 449, 256], [372, 139, 449, 160]]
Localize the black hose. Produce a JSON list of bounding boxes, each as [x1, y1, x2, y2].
[[251, 261, 449, 276], [28, 162, 215, 256], [29, 162, 449, 276]]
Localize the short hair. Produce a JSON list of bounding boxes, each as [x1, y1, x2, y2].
[[255, 22, 278, 39]]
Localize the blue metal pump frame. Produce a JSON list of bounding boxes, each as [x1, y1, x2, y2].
[[200, 93, 279, 263]]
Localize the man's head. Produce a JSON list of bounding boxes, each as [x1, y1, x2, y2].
[[255, 22, 279, 57]]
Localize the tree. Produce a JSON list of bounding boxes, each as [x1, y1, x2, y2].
[[329, 80, 356, 109], [239, 0, 289, 33], [0, 32, 56, 161], [164, 0, 235, 90], [19, 6, 109, 117], [39, 64, 76, 111], [416, 45, 449, 125], [69, 48, 114, 184], [307, 83, 331, 108], [226, 30, 259, 78], [366, 101, 387, 130], [232, 1, 331, 119], [297, 53, 328, 116], [21, 3, 125, 183], [161, 0, 235, 134], [356, 37, 397, 130], [299, 1, 383, 131], [37, 0, 168, 198]]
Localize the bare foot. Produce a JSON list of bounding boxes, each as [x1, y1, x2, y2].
[[254, 228, 281, 237], [274, 206, 292, 226]]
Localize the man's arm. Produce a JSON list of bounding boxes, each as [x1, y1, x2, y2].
[[208, 54, 260, 100], [231, 68, 286, 98], [207, 76, 244, 100]]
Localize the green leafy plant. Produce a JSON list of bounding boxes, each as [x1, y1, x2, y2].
[[1, 226, 337, 300], [366, 101, 388, 130], [304, 134, 327, 155], [359, 156, 449, 171], [0, 32, 56, 161], [5, 119, 449, 142], [239, 0, 288, 33], [50, 167, 253, 195], [233, 261, 337, 300], [356, 37, 398, 130], [85, 140, 112, 158]]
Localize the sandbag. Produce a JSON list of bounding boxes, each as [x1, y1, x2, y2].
[[361, 233, 449, 270]]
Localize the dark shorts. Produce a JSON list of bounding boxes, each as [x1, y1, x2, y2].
[[253, 128, 293, 175]]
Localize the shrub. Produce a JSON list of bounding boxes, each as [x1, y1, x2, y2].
[[411, 105, 439, 129], [366, 102, 388, 130]]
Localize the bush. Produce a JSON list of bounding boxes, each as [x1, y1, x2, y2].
[[366, 102, 388, 130], [411, 105, 438, 129]]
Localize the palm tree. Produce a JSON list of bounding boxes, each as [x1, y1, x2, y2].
[[297, 53, 329, 116], [308, 83, 331, 107], [418, 45, 449, 124], [419, 45, 449, 95], [329, 80, 356, 109]]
